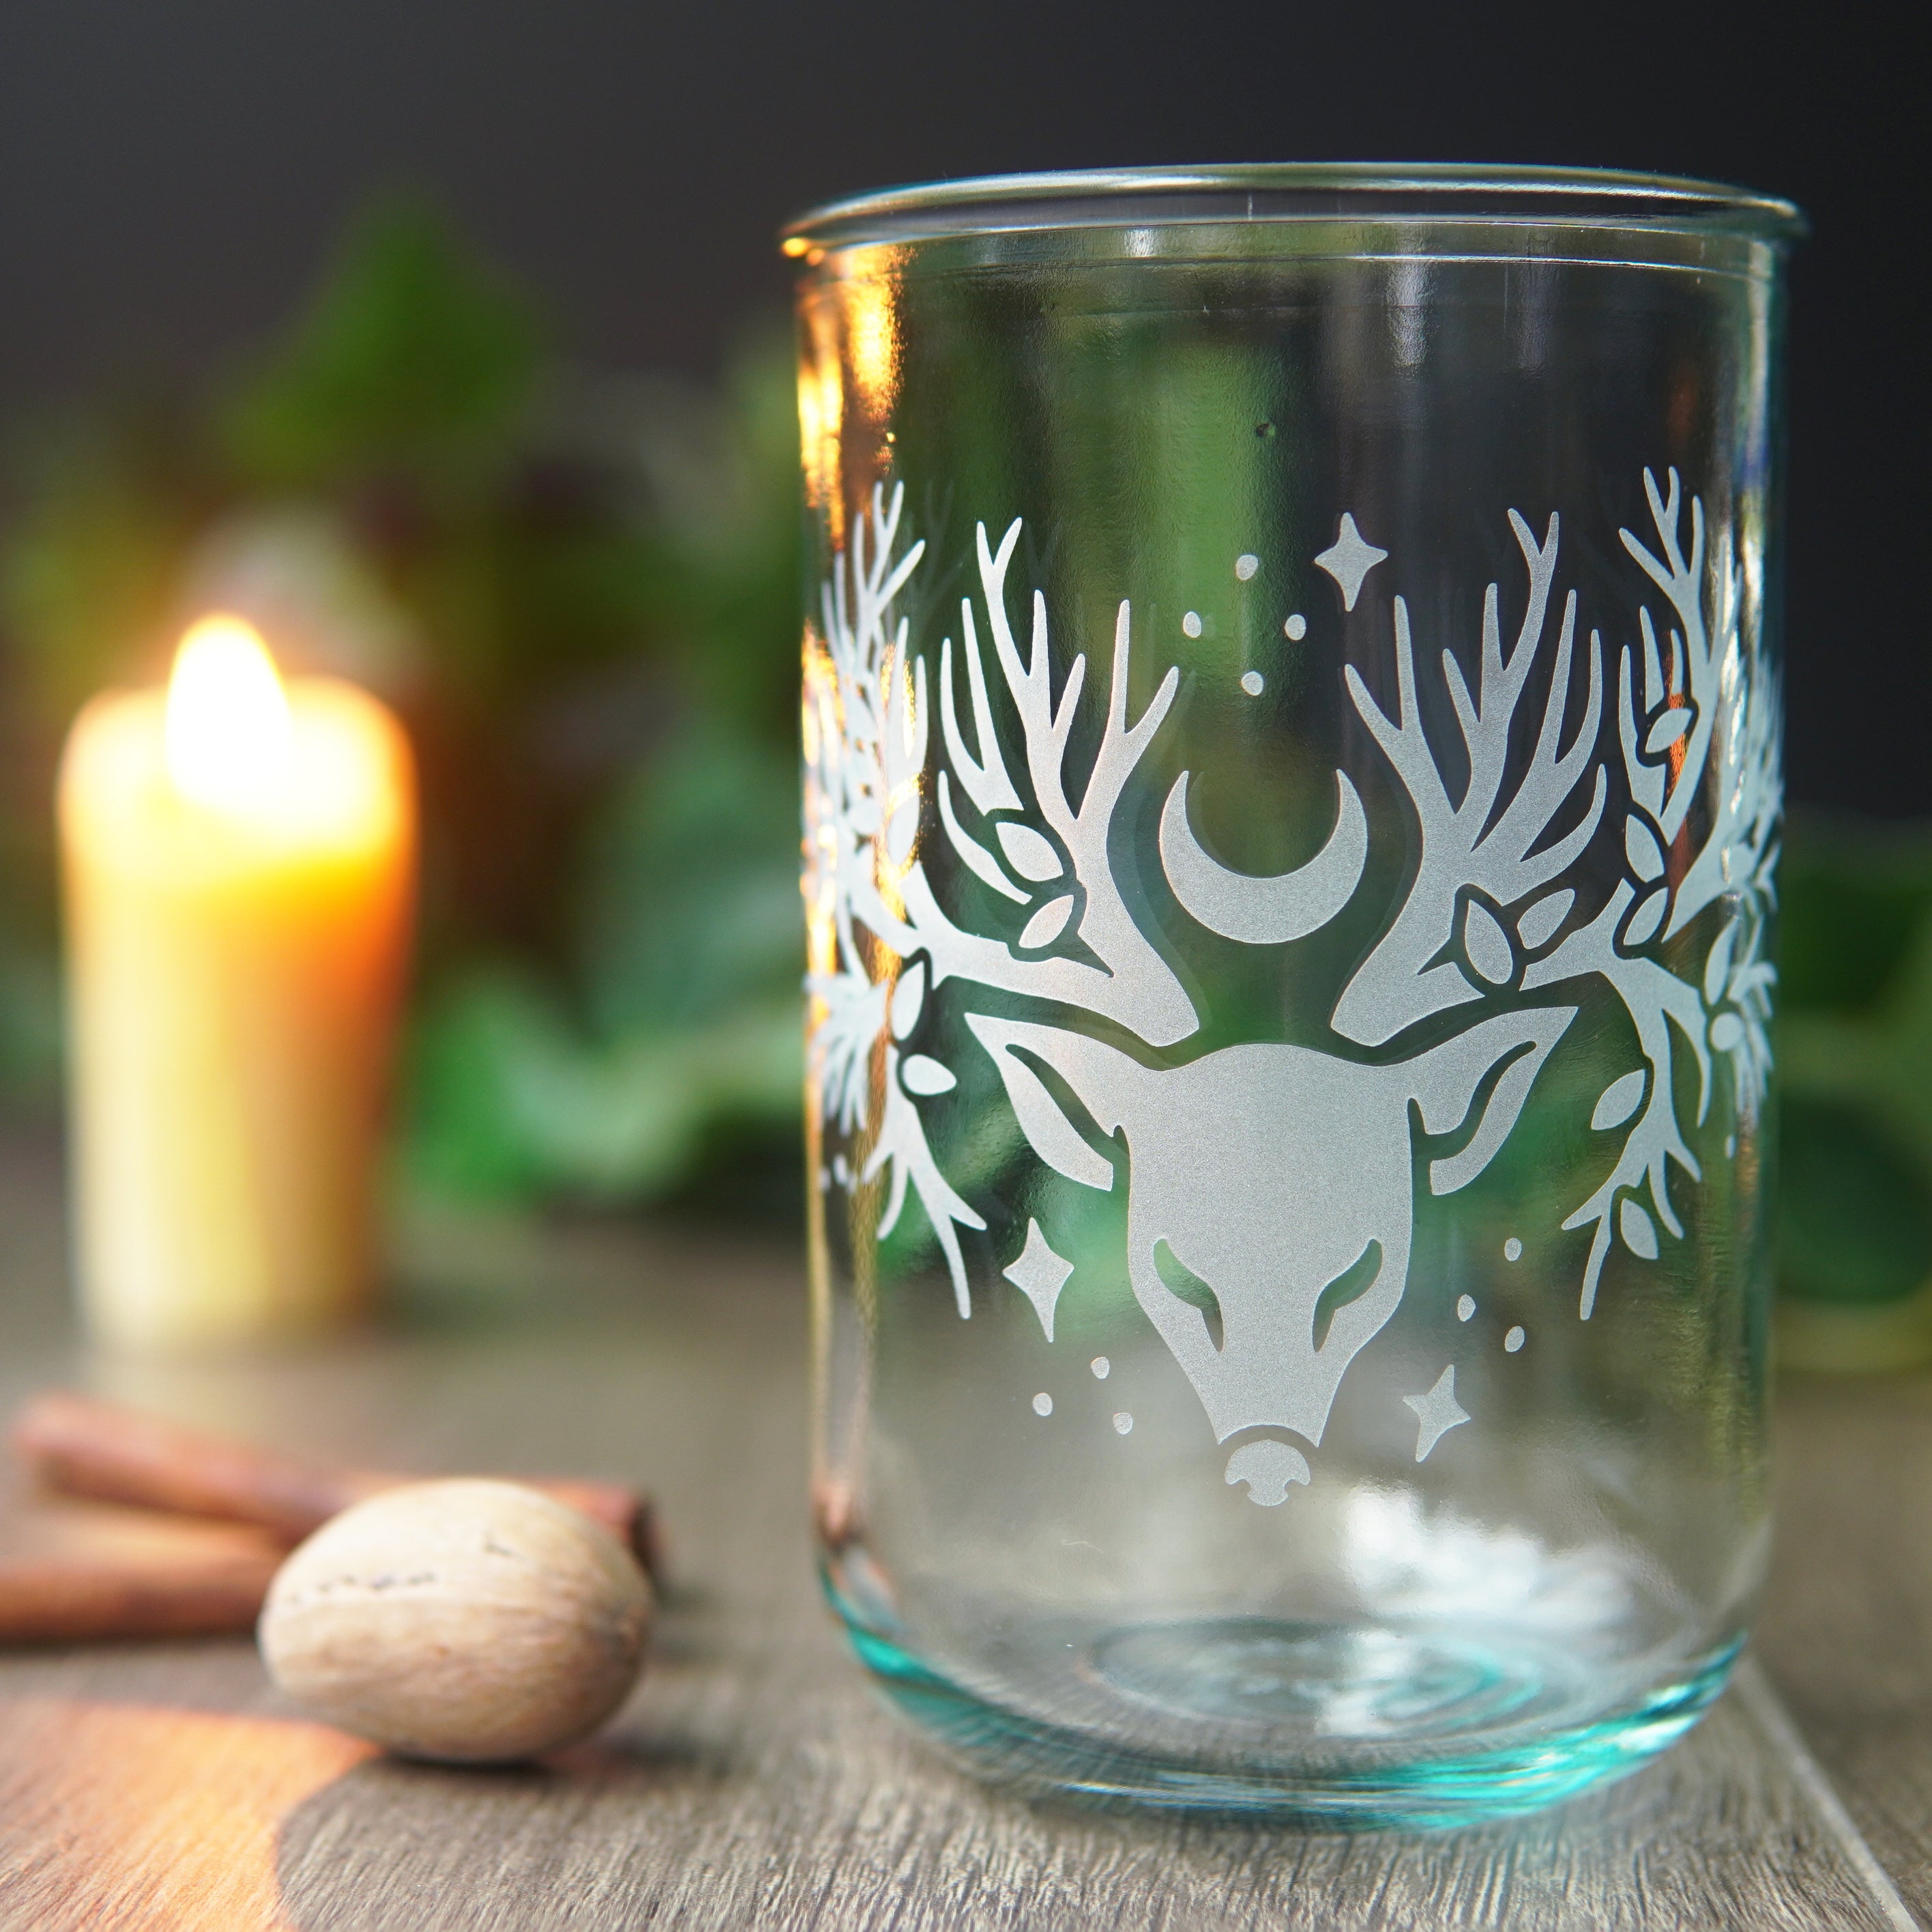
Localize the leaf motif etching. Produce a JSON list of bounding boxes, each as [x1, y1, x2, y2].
[[806, 471, 1779, 1483]]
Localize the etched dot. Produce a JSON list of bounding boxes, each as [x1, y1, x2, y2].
[[1457, 1294, 1476, 1322], [1505, 1326, 1526, 1353], [1725, 1135, 1737, 1158], [1091, 1356, 1111, 1379], [1240, 671, 1265, 697], [1235, 553, 1259, 581], [1504, 1238, 1523, 1261], [1284, 613, 1308, 641], [1113, 1411, 1134, 1435], [1032, 1392, 1053, 1417], [1182, 611, 1203, 639]]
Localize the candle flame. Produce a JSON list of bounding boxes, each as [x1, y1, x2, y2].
[[164, 615, 293, 815]]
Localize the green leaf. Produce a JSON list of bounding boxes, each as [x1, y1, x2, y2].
[[1780, 1098, 1932, 1305], [575, 719, 800, 1037], [220, 194, 544, 493], [403, 967, 799, 1205]]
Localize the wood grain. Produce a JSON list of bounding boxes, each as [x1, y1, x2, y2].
[[0, 1133, 1920, 1930], [1759, 1369, 1932, 1927]]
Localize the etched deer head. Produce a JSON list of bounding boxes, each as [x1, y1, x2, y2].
[[967, 510, 1598, 1465], [813, 487, 1609, 1487], [968, 1004, 1572, 1458]]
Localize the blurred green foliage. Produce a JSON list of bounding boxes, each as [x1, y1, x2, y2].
[[0, 195, 804, 1212], [3, 195, 1932, 1305], [1779, 817, 1932, 1308]]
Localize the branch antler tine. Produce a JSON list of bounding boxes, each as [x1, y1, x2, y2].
[[1531, 590, 1579, 770], [1350, 601, 1449, 820], [1050, 652, 1087, 761], [1491, 592, 1601, 875], [1345, 663, 1401, 759], [1443, 649, 1479, 750], [1502, 510, 1560, 695], [1132, 664, 1182, 755], [1579, 1222, 1611, 1319], [1639, 608, 1663, 711], [906, 643, 929, 767], [940, 603, 1022, 815], [878, 538, 925, 619], [1506, 508, 1559, 608], [1070, 602, 1134, 825], [1643, 467, 1670, 553], [1479, 580, 1504, 694], [1029, 587, 1050, 686], [976, 518, 1031, 697], [1107, 596, 1132, 734], [1568, 624, 1606, 781], [1393, 596, 1423, 740], [845, 513, 863, 629], [1077, 600, 1169, 821], [1527, 767, 1608, 886]]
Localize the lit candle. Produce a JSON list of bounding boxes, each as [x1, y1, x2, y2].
[[59, 616, 415, 1349]]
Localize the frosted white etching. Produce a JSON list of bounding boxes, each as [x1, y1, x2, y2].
[[806, 468, 1778, 1489], [1520, 471, 1780, 1313], [1004, 1219, 1074, 1343], [966, 1006, 1567, 1446], [1225, 1438, 1311, 1505], [1403, 1368, 1469, 1462], [1313, 513, 1388, 610]]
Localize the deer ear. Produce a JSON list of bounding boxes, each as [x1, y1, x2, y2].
[[1412, 1006, 1577, 1197], [965, 1014, 1119, 1191]]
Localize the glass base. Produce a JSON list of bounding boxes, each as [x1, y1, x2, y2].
[[828, 1575, 1739, 1827]]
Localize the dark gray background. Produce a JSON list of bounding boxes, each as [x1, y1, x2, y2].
[[0, 1, 1910, 813]]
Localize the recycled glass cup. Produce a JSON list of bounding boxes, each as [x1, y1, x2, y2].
[[789, 166, 1802, 1824]]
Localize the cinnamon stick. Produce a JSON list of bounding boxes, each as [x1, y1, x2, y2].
[[10, 1392, 662, 1579], [0, 1491, 285, 1643]]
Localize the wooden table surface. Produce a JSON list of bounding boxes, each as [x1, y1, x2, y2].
[[0, 1131, 1926, 1931]]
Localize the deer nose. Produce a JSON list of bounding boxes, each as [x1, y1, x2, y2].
[[1225, 1438, 1312, 1506]]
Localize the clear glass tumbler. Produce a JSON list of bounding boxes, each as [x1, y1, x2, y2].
[[791, 166, 1801, 1824]]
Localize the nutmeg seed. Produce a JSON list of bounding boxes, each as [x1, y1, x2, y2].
[[259, 1478, 651, 1762]]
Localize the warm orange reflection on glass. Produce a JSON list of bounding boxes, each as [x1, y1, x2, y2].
[[797, 299, 847, 545], [840, 253, 903, 423]]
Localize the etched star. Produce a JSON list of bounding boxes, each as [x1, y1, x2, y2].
[[1314, 513, 1389, 611], [1004, 1218, 1074, 1341], [1403, 1366, 1469, 1463]]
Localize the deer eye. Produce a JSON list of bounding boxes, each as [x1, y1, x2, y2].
[[1313, 1242, 1384, 1351], [1154, 1241, 1223, 1351]]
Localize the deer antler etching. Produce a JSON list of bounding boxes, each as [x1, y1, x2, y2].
[[1518, 469, 1779, 1312], [1332, 512, 1607, 1048], [808, 488, 1240, 1314], [808, 465, 1777, 1459]]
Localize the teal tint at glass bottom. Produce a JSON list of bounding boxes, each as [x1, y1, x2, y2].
[[829, 1569, 1740, 1828]]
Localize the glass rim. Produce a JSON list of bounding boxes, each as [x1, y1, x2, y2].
[[782, 162, 1805, 254]]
